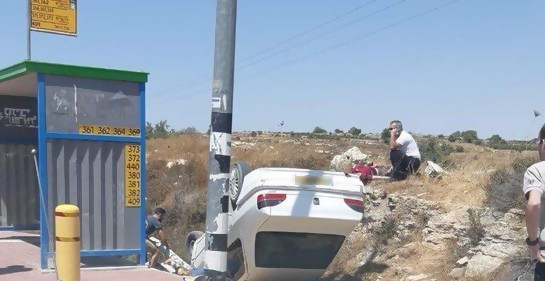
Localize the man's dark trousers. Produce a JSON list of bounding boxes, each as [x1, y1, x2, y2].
[[390, 149, 420, 180]]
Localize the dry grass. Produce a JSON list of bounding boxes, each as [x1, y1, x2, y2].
[[146, 135, 210, 258], [377, 146, 533, 212]]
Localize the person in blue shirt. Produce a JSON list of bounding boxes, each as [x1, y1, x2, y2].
[[145, 207, 169, 268]]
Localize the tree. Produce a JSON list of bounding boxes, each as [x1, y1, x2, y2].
[[461, 130, 479, 143], [312, 126, 327, 134], [448, 131, 462, 142], [250, 131, 257, 137], [380, 128, 390, 143], [146, 120, 174, 139], [488, 134, 506, 145], [334, 129, 344, 134], [180, 126, 198, 134], [348, 127, 361, 136], [145, 122, 154, 139]]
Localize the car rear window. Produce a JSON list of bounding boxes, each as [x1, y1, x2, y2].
[[255, 232, 345, 269]]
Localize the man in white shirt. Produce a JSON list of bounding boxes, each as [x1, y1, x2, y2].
[[523, 125, 545, 279], [388, 120, 421, 180]]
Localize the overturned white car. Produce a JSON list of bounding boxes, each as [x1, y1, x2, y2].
[[186, 162, 366, 281]]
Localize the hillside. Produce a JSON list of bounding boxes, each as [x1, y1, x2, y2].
[[145, 132, 536, 280]]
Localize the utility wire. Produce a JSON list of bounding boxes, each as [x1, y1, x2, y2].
[[236, 0, 379, 65], [152, 0, 382, 97], [154, 0, 461, 101], [238, 0, 462, 83], [236, 0, 408, 70]]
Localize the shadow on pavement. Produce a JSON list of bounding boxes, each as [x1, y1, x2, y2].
[[0, 236, 41, 247], [0, 265, 32, 275]]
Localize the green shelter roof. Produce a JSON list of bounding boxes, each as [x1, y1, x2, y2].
[[0, 60, 148, 84]]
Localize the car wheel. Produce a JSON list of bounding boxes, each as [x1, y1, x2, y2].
[[185, 231, 204, 261], [229, 161, 251, 208]]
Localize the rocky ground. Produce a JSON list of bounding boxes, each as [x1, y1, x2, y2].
[[323, 186, 530, 281]]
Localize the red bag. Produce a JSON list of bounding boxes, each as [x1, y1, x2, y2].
[[350, 163, 376, 184]]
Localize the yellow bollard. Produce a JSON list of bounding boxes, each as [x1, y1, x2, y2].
[[55, 204, 81, 281]]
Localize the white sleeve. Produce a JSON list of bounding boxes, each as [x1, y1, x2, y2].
[[523, 163, 545, 196], [395, 133, 409, 146]]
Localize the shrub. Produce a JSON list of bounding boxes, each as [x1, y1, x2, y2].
[[484, 156, 536, 212], [371, 215, 398, 247], [467, 208, 485, 246], [380, 128, 390, 143], [512, 157, 536, 175], [418, 138, 452, 164], [454, 145, 464, 153]]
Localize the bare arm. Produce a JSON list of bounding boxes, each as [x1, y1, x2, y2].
[[526, 190, 545, 262], [390, 130, 400, 150], [526, 190, 541, 240], [157, 229, 169, 249], [537, 140, 545, 161]]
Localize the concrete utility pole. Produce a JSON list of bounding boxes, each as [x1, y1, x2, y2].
[[27, 0, 31, 60], [204, 0, 237, 280]]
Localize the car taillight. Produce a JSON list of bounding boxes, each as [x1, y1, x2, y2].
[[257, 194, 287, 209], [344, 198, 364, 213]]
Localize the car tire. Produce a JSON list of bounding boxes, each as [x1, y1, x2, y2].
[[229, 161, 251, 208], [185, 230, 204, 261]]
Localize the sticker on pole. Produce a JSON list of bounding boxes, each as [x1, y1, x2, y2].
[[125, 144, 141, 207], [30, 0, 77, 36]]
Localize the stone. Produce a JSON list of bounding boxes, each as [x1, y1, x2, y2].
[[166, 158, 187, 168], [456, 256, 469, 266], [508, 208, 525, 216], [480, 243, 524, 259], [424, 161, 444, 178], [330, 146, 368, 170], [406, 274, 427, 281], [465, 253, 503, 278], [448, 268, 465, 279], [393, 247, 412, 259]]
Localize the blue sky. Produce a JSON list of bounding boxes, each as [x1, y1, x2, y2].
[[2, 1, 544, 140]]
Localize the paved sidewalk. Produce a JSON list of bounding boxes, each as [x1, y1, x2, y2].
[[0, 231, 188, 281]]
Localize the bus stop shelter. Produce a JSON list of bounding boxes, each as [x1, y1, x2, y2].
[[0, 61, 148, 269]]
